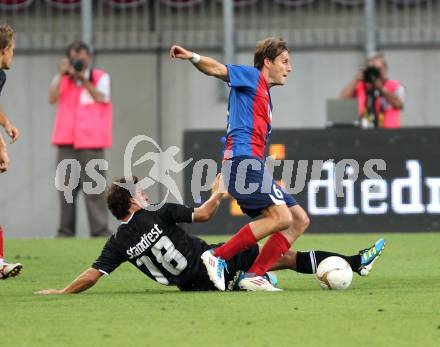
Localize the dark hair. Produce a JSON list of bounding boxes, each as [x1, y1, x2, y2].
[[66, 40, 90, 58], [107, 176, 139, 220], [254, 37, 288, 70], [0, 24, 14, 51]]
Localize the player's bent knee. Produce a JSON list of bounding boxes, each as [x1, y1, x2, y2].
[[289, 206, 310, 233], [276, 212, 293, 231], [300, 214, 310, 231], [264, 204, 293, 231], [295, 216, 309, 235], [267, 213, 292, 232], [286, 215, 309, 238]]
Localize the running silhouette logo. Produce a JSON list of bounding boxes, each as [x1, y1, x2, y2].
[[117, 135, 193, 211]]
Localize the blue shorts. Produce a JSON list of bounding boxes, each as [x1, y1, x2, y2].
[[222, 156, 297, 218]]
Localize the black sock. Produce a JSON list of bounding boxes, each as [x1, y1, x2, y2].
[[296, 251, 361, 274]]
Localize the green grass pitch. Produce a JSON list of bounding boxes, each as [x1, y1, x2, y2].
[[1, 233, 440, 347]]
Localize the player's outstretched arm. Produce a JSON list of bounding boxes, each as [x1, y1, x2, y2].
[[193, 174, 225, 222], [169, 44, 228, 82], [35, 268, 103, 295]]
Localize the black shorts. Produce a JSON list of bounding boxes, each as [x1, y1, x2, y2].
[[177, 243, 259, 291]]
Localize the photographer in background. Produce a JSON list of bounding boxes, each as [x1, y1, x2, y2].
[[49, 41, 112, 238], [340, 53, 404, 129]]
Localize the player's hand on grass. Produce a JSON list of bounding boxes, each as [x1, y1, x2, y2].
[[169, 45, 193, 60], [0, 148, 10, 173], [34, 289, 63, 295], [4, 121, 19, 143]]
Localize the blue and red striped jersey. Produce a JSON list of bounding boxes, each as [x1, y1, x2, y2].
[[223, 65, 272, 160]]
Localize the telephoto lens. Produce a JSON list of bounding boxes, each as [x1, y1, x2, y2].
[[363, 66, 381, 84], [71, 59, 84, 72]]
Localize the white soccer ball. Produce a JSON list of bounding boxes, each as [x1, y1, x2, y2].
[[316, 256, 353, 290]]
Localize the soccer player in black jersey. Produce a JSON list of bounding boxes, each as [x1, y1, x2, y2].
[[0, 24, 22, 280], [35, 175, 384, 294]]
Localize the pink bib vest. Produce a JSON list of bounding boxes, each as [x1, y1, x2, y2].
[[356, 79, 401, 129], [52, 69, 112, 149]]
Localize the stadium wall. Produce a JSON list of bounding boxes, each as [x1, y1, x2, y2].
[[1, 48, 439, 238]]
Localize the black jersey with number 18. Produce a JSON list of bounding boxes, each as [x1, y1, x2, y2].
[[92, 204, 210, 287]]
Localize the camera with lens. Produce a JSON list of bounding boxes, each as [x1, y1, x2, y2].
[[70, 59, 85, 73], [363, 66, 381, 84]]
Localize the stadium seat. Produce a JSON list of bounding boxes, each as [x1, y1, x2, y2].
[[388, 0, 426, 5], [45, 0, 81, 10], [273, 0, 315, 7], [0, 0, 34, 10], [106, 0, 147, 9], [215, 0, 258, 7], [160, 0, 203, 8], [331, 0, 363, 5]]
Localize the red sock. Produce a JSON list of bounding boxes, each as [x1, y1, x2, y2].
[[0, 225, 4, 259], [248, 232, 291, 276], [214, 224, 257, 260]]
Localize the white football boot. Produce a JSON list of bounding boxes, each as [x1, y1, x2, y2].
[[239, 275, 282, 292], [201, 250, 227, 291], [0, 262, 23, 279]]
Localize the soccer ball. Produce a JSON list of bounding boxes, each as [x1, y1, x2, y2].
[[316, 256, 353, 290]]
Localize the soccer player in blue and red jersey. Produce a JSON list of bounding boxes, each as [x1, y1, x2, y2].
[[170, 38, 314, 291]]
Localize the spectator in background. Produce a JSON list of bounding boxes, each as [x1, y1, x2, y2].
[[49, 41, 112, 237], [340, 53, 404, 129]]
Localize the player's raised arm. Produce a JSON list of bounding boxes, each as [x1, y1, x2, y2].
[[193, 174, 225, 222], [170, 44, 228, 82], [34, 268, 103, 295]]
